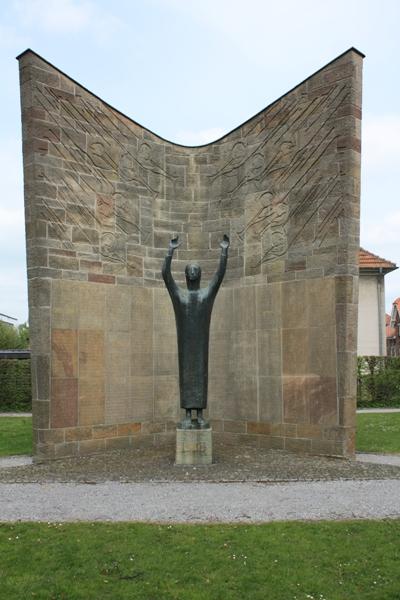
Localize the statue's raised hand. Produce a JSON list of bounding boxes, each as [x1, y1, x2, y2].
[[169, 235, 181, 252], [219, 234, 230, 250]]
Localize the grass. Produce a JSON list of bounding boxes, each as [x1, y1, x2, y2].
[[356, 413, 400, 454], [0, 417, 399, 598], [0, 417, 32, 457], [0, 520, 399, 599]]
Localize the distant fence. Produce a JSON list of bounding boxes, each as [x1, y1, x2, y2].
[[0, 351, 31, 412], [357, 356, 400, 408]]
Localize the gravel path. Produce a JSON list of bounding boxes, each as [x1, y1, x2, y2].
[[2, 449, 400, 472], [1, 447, 399, 523], [1, 480, 400, 523], [1, 445, 400, 483]]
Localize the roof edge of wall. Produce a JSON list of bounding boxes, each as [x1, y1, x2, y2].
[[16, 46, 365, 149]]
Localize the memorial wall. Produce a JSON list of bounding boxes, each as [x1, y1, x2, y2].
[[18, 48, 363, 460]]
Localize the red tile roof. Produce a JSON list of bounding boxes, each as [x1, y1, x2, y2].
[[359, 248, 397, 272]]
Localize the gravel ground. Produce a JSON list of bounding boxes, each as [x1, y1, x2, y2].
[[1, 446, 400, 523], [1, 444, 400, 483], [1, 480, 400, 522]]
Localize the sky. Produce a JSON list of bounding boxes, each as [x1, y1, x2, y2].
[[0, 0, 399, 323]]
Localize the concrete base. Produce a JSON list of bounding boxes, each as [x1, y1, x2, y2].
[[175, 427, 212, 465]]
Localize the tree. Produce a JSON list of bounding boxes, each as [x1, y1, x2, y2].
[[0, 322, 30, 350], [16, 323, 29, 349]]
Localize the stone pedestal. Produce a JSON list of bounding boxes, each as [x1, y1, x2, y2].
[[175, 427, 212, 465]]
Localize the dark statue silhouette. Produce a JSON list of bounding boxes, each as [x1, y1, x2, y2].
[[162, 234, 230, 429]]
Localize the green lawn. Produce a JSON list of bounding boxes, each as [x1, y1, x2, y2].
[[0, 417, 32, 457], [0, 520, 399, 599], [356, 413, 400, 454]]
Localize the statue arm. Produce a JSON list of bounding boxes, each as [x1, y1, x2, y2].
[[207, 235, 230, 297], [162, 236, 181, 297]]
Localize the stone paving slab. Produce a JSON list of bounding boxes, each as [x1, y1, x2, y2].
[[0, 480, 399, 523], [357, 453, 400, 466], [0, 456, 33, 468], [0, 413, 32, 417], [357, 408, 400, 413]]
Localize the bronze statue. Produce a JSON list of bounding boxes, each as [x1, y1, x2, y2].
[[162, 234, 230, 429]]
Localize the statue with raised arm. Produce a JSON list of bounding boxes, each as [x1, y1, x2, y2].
[[162, 234, 230, 429]]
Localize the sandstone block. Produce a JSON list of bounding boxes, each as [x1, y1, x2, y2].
[[176, 427, 212, 465]]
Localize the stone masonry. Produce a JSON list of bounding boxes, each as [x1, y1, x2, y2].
[[18, 48, 363, 460]]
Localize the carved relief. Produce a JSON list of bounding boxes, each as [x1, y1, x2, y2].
[[209, 141, 247, 187], [119, 151, 155, 195], [89, 141, 116, 170], [114, 192, 140, 236], [234, 82, 349, 260], [96, 195, 114, 226], [27, 59, 355, 281], [100, 232, 125, 263], [138, 142, 164, 177], [240, 190, 289, 263], [315, 198, 344, 247], [262, 223, 289, 262]]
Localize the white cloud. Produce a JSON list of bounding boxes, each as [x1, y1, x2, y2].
[[173, 127, 226, 146], [14, 0, 122, 38], [362, 114, 400, 171]]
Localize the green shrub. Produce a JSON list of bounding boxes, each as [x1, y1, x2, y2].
[[357, 356, 400, 408], [0, 359, 32, 412], [0, 321, 29, 350]]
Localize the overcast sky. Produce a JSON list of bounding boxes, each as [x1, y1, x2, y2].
[[1, 0, 399, 322]]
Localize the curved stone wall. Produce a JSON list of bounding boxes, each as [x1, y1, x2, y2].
[[18, 48, 363, 459]]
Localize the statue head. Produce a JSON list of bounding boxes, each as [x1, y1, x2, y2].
[[185, 263, 201, 290]]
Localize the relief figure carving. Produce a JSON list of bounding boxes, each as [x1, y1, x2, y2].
[[137, 142, 173, 180], [96, 195, 114, 226], [100, 232, 125, 263], [120, 152, 157, 196], [89, 141, 117, 170], [113, 192, 140, 236], [209, 141, 247, 184], [240, 190, 289, 263]]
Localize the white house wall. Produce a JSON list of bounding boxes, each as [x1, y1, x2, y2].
[[357, 274, 386, 355]]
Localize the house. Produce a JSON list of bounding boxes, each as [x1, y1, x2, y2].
[[357, 248, 397, 356], [386, 299, 400, 356], [0, 313, 17, 328]]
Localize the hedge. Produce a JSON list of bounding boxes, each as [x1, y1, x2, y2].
[[0, 359, 32, 412], [357, 356, 400, 408]]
